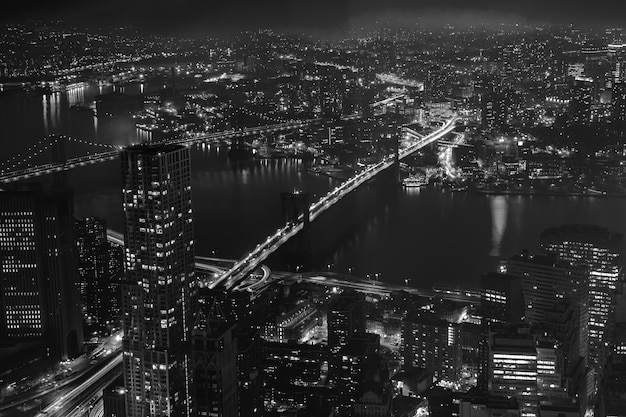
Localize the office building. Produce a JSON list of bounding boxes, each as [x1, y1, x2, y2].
[[504, 252, 585, 326], [195, 287, 260, 416], [488, 327, 538, 417], [543, 301, 582, 375], [192, 299, 238, 417], [480, 272, 525, 325], [327, 289, 366, 352], [535, 339, 565, 398], [121, 144, 195, 417], [540, 225, 622, 373], [0, 183, 83, 362], [75, 217, 113, 326], [235, 327, 263, 417]]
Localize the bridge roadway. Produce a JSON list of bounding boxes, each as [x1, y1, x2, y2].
[[0, 117, 332, 184], [212, 116, 458, 290]]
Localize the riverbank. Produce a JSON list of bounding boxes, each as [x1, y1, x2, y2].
[[472, 185, 626, 198]]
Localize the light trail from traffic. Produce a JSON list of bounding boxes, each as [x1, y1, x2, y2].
[[36, 354, 122, 417]]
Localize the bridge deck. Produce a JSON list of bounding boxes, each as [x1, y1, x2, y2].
[[212, 116, 457, 290]]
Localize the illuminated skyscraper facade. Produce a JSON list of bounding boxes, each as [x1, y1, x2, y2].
[[121, 144, 195, 417], [0, 184, 83, 361], [540, 225, 622, 373]]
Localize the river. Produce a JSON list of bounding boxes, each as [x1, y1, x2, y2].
[[2, 83, 625, 290]]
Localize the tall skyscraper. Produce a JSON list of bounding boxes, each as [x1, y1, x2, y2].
[[540, 224, 623, 405], [0, 183, 83, 361], [75, 216, 112, 327], [121, 144, 196, 417]]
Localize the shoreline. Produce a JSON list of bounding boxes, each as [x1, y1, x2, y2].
[[471, 188, 626, 198]]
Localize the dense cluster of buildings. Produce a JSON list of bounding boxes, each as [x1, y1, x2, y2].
[[2, 140, 624, 417]]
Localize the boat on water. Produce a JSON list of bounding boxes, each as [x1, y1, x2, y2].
[[402, 175, 428, 188], [70, 103, 95, 113]]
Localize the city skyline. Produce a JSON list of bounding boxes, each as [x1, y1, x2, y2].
[[1, 11, 626, 417]]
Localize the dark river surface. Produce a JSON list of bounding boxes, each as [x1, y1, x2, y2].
[[2, 83, 626, 290]]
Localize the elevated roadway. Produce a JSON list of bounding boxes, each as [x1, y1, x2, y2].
[[211, 117, 457, 290]]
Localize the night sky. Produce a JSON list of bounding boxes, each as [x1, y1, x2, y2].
[[3, 0, 626, 33]]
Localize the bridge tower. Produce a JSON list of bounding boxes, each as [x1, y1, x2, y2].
[[50, 134, 68, 187], [280, 191, 311, 272], [394, 126, 400, 183], [387, 126, 401, 185]]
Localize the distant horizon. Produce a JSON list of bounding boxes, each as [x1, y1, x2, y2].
[[2, 1, 626, 37]]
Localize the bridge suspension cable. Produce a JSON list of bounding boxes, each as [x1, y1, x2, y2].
[[0, 136, 59, 172]]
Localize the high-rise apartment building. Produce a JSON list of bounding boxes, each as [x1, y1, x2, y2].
[[0, 183, 83, 362], [121, 144, 196, 417], [402, 311, 463, 382]]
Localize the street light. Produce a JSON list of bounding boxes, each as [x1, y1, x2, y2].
[[404, 278, 409, 287]]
